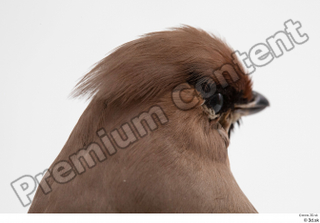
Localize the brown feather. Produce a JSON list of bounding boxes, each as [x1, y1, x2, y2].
[[29, 26, 257, 213]]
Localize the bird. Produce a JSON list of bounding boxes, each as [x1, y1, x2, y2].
[[28, 25, 269, 213]]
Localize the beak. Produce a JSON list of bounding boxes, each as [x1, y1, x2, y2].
[[234, 91, 270, 116]]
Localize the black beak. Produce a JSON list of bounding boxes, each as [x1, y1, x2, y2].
[[234, 91, 270, 116]]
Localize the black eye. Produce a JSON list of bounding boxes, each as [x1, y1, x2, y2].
[[209, 93, 223, 113]]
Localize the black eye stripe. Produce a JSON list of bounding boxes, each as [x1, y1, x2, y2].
[[201, 82, 211, 93], [194, 77, 217, 99], [187, 73, 248, 113]]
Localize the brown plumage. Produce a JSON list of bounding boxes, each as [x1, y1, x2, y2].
[[29, 26, 269, 213]]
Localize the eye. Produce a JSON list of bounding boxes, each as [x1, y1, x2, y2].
[[208, 93, 223, 113]]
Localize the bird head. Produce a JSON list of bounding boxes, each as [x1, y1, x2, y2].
[[72, 25, 269, 163], [29, 26, 268, 213]]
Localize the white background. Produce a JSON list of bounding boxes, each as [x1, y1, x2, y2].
[[1, 0, 319, 213]]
